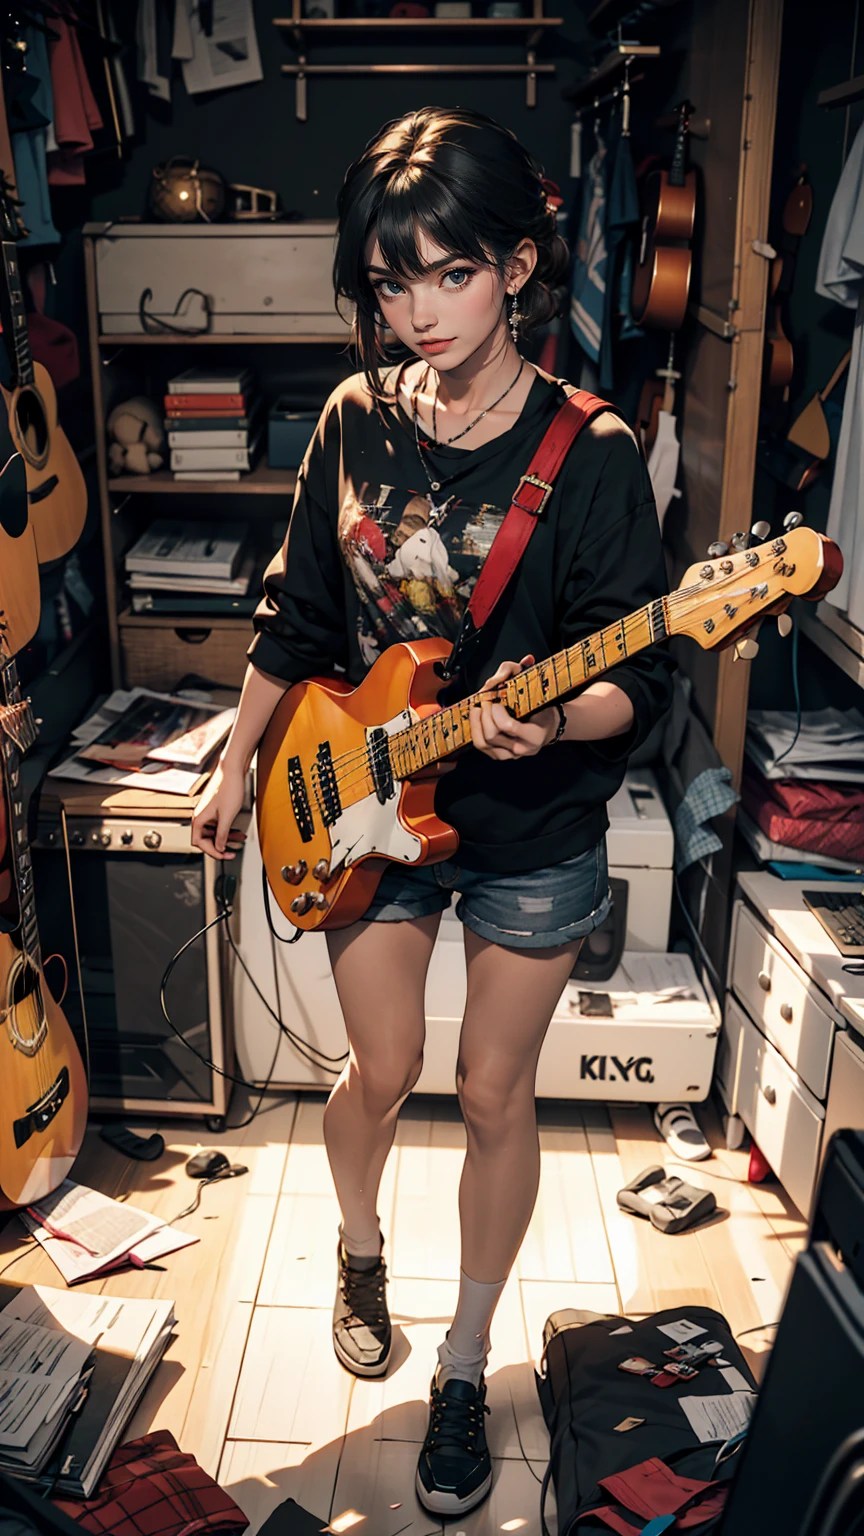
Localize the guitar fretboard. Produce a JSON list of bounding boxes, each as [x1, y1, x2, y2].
[[668, 106, 690, 190], [0, 658, 41, 969], [387, 597, 667, 780], [0, 238, 35, 388]]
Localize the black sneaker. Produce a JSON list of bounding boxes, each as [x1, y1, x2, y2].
[[415, 1374, 493, 1515], [332, 1242, 392, 1377]]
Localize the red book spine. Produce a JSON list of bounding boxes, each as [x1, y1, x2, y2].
[[164, 393, 245, 410]]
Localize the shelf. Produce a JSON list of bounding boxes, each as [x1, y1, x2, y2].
[[109, 465, 297, 496], [797, 602, 864, 690], [98, 333, 348, 346], [563, 43, 660, 105], [282, 60, 553, 73], [818, 72, 864, 110], [276, 14, 560, 27], [118, 607, 252, 631]]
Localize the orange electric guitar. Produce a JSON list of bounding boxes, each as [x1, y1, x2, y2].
[[0, 648, 88, 1210], [0, 181, 87, 565], [631, 101, 697, 331], [257, 520, 842, 934]]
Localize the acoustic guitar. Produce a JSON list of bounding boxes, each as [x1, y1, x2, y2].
[[256, 523, 842, 934], [0, 648, 87, 1211], [0, 181, 87, 566], [0, 369, 39, 660], [631, 101, 697, 331], [764, 173, 813, 394]]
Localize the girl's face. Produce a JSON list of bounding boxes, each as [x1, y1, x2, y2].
[[366, 228, 534, 372]]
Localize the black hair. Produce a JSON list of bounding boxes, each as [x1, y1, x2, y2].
[[333, 106, 569, 396]]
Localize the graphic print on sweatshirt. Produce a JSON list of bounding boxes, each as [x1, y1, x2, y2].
[[338, 484, 505, 666]]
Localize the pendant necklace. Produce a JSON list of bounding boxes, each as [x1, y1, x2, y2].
[[411, 358, 524, 496]]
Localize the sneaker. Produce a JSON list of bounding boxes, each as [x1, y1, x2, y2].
[[654, 1102, 711, 1161], [332, 1241, 392, 1377], [415, 1374, 493, 1515]]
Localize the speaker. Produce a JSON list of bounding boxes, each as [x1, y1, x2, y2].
[[33, 810, 237, 1127]]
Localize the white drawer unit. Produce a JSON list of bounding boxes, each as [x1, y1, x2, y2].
[[729, 901, 836, 1099], [86, 222, 350, 336], [823, 1029, 864, 1153], [721, 995, 824, 1218]]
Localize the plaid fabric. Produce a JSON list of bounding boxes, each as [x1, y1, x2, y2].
[[674, 767, 739, 874], [51, 1432, 248, 1536]]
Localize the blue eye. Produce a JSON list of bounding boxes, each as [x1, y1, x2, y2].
[[443, 268, 473, 288], [376, 279, 404, 299]]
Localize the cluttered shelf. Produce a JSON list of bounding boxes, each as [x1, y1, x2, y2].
[[108, 464, 297, 496], [98, 333, 348, 346], [797, 602, 864, 691]]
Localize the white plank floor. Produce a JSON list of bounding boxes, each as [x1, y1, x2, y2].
[[0, 1092, 806, 1535]]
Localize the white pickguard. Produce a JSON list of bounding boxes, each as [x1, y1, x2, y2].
[[327, 708, 424, 869]]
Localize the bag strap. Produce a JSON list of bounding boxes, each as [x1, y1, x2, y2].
[[441, 387, 612, 680]]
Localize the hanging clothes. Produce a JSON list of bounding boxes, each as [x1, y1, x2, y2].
[[570, 133, 607, 363], [12, 23, 60, 247], [599, 114, 640, 389], [46, 17, 103, 186], [816, 119, 864, 629]]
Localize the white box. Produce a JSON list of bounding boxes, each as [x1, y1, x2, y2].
[[606, 770, 673, 951], [85, 222, 350, 336]]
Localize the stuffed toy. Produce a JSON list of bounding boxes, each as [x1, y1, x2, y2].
[[107, 396, 165, 475]]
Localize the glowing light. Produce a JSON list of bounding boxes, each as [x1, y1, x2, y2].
[[326, 1514, 365, 1534], [501, 1523, 528, 1531], [178, 189, 190, 200]]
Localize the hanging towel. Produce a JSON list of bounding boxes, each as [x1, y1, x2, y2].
[[570, 141, 608, 362], [674, 767, 739, 873], [46, 18, 103, 186]]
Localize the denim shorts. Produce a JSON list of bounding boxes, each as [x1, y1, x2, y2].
[[363, 840, 611, 951]]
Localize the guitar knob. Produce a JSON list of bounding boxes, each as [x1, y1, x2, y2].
[[751, 520, 771, 540], [734, 637, 759, 661], [731, 531, 749, 551], [312, 858, 330, 881], [314, 892, 329, 911], [777, 613, 793, 637], [707, 541, 729, 558], [290, 892, 315, 915], [281, 860, 307, 885], [783, 510, 804, 530]]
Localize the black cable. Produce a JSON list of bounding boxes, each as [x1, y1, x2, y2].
[[166, 1166, 248, 1226], [735, 1321, 779, 1340], [226, 910, 291, 1132]]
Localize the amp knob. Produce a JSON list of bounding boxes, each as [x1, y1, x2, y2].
[[120, 830, 134, 846], [70, 831, 85, 846], [143, 830, 162, 850]]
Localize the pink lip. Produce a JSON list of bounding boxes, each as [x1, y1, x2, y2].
[[418, 338, 456, 353]]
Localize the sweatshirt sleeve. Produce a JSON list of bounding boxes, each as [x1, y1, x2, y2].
[[247, 413, 350, 685], [558, 420, 675, 761]]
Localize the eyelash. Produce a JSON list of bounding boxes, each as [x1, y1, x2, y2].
[[372, 267, 476, 302]]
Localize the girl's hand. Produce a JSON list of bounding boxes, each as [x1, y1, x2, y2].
[[190, 759, 248, 859], [470, 655, 560, 761]]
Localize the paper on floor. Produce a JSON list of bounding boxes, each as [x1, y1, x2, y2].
[[680, 1391, 757, 1443], [657, 1319, 708, 1344]]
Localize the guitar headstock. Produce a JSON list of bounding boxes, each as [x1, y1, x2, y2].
[[668, 522, 843, 653], [0, 176, 25, 244]]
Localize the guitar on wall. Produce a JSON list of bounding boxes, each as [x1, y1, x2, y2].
[[256, 521, 843, 934], [0, 179, 86, 566], [631, 100, 697, 331]]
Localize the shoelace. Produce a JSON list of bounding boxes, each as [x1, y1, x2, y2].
[[340, 1258, 388, 1328], [427, 1384, 491, 1457]]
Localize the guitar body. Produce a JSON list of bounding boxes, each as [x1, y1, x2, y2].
[[631, 106, 697, 332], [258, 638, 458, 934], [0, 929, 88, 1211], [0, 362, 87, 565]]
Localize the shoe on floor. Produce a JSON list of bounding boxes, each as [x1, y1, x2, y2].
[[332, 1241, 392, 1377], [416, 1374, 492, 1515], [654, 1102, 711, 1161]]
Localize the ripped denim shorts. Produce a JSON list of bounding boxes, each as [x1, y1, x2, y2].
[[363, 840, 611, 951]]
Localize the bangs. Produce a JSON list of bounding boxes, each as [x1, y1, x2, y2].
[[368, 168, 495, 281]]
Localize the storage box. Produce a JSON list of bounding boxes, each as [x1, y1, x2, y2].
[[119, 611, 252, 691], [268, 401, 319, 468], [85, 222, 350, 337]]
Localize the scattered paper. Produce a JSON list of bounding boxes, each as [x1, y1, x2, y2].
[[610, 1325, 633, 1335], [48, 687, 229, 798], [0, 1316, 92, 1452], [679, 1391, 757, 1444], [567, 952, 711, 1018], [22, 1182, 196, 1284], [614, 1417, 645, 1432], [657, 1319, 708, 1344], [182, 0, 262, 95], [719, 1366, 751, 1393]]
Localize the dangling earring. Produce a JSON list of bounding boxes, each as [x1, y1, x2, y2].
[[509, 292, 522, 345]]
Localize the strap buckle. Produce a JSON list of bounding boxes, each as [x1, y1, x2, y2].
[[512, 472, 554, 516]]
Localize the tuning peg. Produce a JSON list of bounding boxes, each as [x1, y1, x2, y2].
[[731, 531, 750, 551], [777, 613, 793, 637], [734, 636, 760, 661], [751, 520, 771, 540], [707, 541, 729, 558], [783, 510, 804, 530]]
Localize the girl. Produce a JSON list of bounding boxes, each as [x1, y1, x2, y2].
[[191, 107, 674, 1518]]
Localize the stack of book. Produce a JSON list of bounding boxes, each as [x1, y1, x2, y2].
[[124, 518, 258, 615], [165, 367, 261, 481]]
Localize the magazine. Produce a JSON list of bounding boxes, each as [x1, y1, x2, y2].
[[75, 694, 233, 772]]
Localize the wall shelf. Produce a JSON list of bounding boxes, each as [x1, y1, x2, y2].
[[563, 43, 660, 106], [818, 72, 864, 110], [98, 333, 348, 347], [797, 602, 864, 690], [109, 465, 297, 497]]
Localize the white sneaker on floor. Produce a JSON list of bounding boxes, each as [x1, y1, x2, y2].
[[653, 1102, 711, 1161]]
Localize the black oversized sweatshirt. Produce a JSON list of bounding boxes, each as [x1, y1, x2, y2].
[[249, 368, 675, 873]]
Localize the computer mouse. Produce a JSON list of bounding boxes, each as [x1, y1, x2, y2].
[[186, 1148, 231, 1179]]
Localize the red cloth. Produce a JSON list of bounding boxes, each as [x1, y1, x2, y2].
[[576, 1456, 728, 1533], [27, 312, 80, 390], [52, 1431, 249, 1536], [47, 18, 102, 186], [741, 766, 864, 862]]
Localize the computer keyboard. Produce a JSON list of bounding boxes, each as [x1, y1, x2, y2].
[[803, 889, 864, 958]]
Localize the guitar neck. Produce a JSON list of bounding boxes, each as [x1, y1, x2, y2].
[[0, 658, 41, 969], [0, 237, 34, 388], [668, 106, 690, 189], [389, 598, 668, 778]]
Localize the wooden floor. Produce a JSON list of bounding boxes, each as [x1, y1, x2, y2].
[[0, 1093, 807, 1534]]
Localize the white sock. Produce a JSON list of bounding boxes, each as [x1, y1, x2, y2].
[[339, 1222, 382, 1264], [436, 1270, 506, 1388]]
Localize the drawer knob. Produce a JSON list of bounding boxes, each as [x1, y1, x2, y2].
[[761, 1083, 777, 1105], [757, 970, 772, 992], [780, 1002, 793, 1023]]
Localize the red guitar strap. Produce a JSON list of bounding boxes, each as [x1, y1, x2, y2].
[[442, 386, 613, 679]]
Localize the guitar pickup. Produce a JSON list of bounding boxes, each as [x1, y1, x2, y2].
[[366, 726, 395, 805], [287, 756, 314, 844]]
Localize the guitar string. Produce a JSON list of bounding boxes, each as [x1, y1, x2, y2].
[[324, 565, 779, 801], [1, 689, 48, 1084]]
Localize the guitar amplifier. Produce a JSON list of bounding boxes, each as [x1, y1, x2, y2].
[[32, 811, 237, 1127]]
